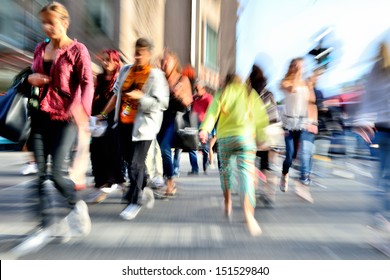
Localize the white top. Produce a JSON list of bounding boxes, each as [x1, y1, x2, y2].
[[282, 85, 309, 130]]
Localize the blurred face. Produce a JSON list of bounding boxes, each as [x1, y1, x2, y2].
[[40, 11, 68, 40], [134, 47, 151, 67], [195, 85, 205, 96], [101, 53, 116, 73]]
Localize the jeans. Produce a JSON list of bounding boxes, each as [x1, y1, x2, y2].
[[173, 148, 181, 175], [31, 111, 77, 227], [157, 120, 176, 178], [300, 130, 315, 179], [282, 130, 301, 175], [188, 150, 199, 173], [372, 131, 390, 219]]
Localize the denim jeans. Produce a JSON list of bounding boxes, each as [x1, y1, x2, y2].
[[188, 150, 199, 172], [372, 131, 390, 219], [300, 130, 315, 179], [173, 148, 182, 175], [157, 120, 176, 178], [282, 130, 301, 175]]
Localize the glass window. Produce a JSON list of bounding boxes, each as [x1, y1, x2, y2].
[[204, 24, 218, 71]]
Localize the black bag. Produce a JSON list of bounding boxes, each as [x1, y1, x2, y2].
[[173, 109, 200, 150], [0, 67, 33, 143]]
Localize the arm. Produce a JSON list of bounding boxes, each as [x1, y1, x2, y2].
[[74, 44, 94, 117], [250, 90, 269, 143], [199, 91, 222, 134], [306, 83, 318, 134]]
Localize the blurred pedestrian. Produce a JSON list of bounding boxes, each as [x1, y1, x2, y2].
[[248, 64, 280, 207], [97, 38, 169, 220], [355, 41, 390, 239], [279, 57, 313, 192], [189, 80, 213, 175], [26, 1, 93, 242], [199, 73, 269, 236], [86, 49, 126, 204], [157, 49, 193, 197]]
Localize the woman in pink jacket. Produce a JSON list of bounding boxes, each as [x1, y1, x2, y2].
[[26, 2, 94, 239]]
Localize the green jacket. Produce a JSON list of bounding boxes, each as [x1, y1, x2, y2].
[[200, 82, 269, 142]]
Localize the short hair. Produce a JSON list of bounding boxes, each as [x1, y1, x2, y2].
[[40, 1, 70, 22], [135, 38, 153, 51]]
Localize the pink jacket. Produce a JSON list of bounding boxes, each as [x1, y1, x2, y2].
[[32, 39, 94, 121]]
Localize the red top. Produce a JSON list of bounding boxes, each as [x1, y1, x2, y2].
[[192, 92, 213, 123], [32, 39, 94, 121]]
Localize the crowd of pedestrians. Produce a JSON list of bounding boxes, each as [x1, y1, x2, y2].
[[8, 1, 390, 256]]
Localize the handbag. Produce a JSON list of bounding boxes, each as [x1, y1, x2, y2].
[[0, 67, 33, 143], [173, 109, 200, 150]]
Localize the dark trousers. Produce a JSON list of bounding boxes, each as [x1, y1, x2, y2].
[[119, 123, 151, 205], [30, 111, 77, 227], [90, 126, 125, 188], [256, 150, 270, 170]]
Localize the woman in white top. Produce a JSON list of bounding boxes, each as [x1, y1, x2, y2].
[[279, 57, 317, 192]]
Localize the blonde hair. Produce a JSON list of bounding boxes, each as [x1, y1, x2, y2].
[[40, 1, 70, 23]]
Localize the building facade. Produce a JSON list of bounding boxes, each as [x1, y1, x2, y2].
[[0, 0, 237, 91]]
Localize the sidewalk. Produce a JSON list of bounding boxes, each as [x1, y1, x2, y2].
[[0, 151, 388, 260]]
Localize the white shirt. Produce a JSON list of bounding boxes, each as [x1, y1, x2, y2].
[[282, 85, 309, 130]]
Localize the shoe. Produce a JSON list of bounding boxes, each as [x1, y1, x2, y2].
[[142, 187, 155, 209], [66, 200, 91, 237], [187, 171, 199, 176], [150, 177, 165, 189], [52, 219, 72, 244], [279, 174, 288, 192], [154, 185, 177, 199], [20, 163, 38, 175], [299, 174, 312, 186], [120, 204, 142, 220], [85, 189, 108, 204], [10, 227, 53, 257], [101, 183, 118, 194], [173, 167, 180, 177]]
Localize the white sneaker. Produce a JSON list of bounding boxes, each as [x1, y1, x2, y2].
[[101, 184, 118, 194], [85, 189, 108, 204], [10, 227, 53, 257], [66, 200, 91, 237], [21, 163, 38, 175], [120, 204, 142, 220], [142, 187, 155, 209], [151, 176, 165, 189]]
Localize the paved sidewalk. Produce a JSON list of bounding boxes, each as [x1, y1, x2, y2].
[[0, 151, 388, 260]]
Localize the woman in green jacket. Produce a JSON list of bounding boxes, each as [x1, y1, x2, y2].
[[199, 74, 269, 236]]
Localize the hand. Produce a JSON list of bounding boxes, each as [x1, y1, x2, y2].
[[28, 73, 51, 87], [125, 89, 144, 100], [199, 130, 208, 144], [307, 123, 318, 134]]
